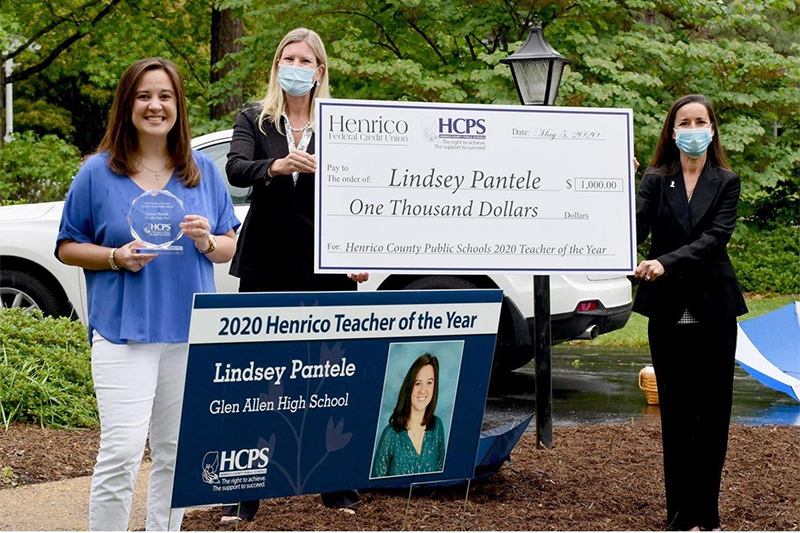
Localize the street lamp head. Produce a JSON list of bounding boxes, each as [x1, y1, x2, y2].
[[500, 21, 572, 106]]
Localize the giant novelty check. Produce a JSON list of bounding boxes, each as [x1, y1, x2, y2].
[[314, 99, 636, 275]]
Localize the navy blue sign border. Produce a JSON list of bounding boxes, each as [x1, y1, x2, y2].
[[172, 289, 500, 508]]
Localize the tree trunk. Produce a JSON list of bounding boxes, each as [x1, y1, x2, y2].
[[210, 7, 243, 120]]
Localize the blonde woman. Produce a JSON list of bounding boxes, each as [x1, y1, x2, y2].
[[222, 28, 366, 523]]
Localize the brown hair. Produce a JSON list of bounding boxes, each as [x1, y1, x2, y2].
[[648, 94, 730, 176], [389, 353, 439, 432], [95, 57, 200, 187]]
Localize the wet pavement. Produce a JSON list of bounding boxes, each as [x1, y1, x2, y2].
[[483, 346, 800, 431]]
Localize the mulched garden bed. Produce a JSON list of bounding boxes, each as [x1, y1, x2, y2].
[[2, 422, 798, 530]]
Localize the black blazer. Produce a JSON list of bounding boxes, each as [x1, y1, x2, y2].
[[632, 163, 747, 323], [226, 104, 355, 291]]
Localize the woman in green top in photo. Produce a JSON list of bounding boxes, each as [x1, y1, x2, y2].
[[371, 354, 446, 478]]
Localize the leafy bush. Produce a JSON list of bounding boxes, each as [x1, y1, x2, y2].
[[730, 226, 800, 295], [0, 131, 81, 205], [0, 309, 97, 429]]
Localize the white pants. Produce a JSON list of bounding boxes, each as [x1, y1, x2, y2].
[[89, 333, 187, 531]]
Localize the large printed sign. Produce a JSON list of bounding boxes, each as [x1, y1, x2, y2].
[[314, 99, 636, 275], [171, 289, 502, 508]]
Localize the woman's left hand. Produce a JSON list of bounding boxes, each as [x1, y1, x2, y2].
[[181, 215, 212, 250], [348, 272, 369, 283], [635, 259, 664, 282]]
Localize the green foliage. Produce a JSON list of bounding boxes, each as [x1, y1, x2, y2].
[[730, 225, 800, 294], [1, 465, 16, 487], [3, 0, 213, 151], [548, 0, 800, 227], [14, 98, 75, 139], [212, 0, 798, 228], [0, 131, 81, 205], [0, 309, 97, 429], [3, 0, 797, 231]]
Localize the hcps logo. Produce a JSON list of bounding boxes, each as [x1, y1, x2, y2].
[[143, 222, 171, 235], [422, 117, 486, 142], [201, 447, 270, 485]]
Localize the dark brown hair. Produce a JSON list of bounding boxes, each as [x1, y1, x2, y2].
[[389, 353, 439, 432], [95, 57, 200, 187], [648, 94, 730, 176]]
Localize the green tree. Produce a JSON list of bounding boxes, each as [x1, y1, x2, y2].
[[208, 0, 797, 229], [0, 130, 80, 204], [0, 0, 236, 149], [4, 0, 797, 230], [0, 0, 124, 144], [548, 0, 799, 229]]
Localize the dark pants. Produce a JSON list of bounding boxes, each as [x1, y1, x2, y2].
[[221, 276, 359, 520], [648, 318, 737, 531]]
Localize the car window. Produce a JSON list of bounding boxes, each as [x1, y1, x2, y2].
[[198, 141, 250, 206]]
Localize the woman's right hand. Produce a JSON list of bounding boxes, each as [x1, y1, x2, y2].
[[634, 259, 664, 282], [270, 150, 317, 176], [114, 241, 157, 272]]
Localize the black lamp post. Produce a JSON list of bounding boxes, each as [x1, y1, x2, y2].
[[501, 21, 571, 450], [500, 21, 572, 106]]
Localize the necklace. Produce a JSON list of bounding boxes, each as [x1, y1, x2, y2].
[[137, 158, 170, 181], [287, 121, 311, 133], [407, 425, 425, 438]]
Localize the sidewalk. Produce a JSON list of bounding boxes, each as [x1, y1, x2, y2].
[[0, 462, 151, 531]]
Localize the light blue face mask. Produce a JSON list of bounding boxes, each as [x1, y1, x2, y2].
[[277, 64, 319, 97], [674, 128, 713, 158]]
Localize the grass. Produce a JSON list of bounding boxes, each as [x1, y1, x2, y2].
[[0, 309, 97, 429], [568, 294, 799, 348]]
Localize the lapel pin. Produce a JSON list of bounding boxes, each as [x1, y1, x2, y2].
[[670, 180, 675, 188]]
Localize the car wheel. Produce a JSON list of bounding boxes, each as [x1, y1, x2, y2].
[[0, 270, 63, 317], [402, 276, 509, 377]]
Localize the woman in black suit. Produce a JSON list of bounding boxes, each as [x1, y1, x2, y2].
[[221, 27, 367, 523], [634, 94, 748, 531]]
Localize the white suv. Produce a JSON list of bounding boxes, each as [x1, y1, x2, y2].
[[0, 130, 632, 373]]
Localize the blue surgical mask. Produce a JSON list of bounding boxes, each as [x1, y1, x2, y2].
[[674, 128, 714, 158], [277, 64, 318, 96]]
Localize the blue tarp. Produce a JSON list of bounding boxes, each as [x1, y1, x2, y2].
[[736, 302, 800, 402]]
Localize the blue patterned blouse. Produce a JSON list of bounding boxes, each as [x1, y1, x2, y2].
[[371, 416, 445, 478]]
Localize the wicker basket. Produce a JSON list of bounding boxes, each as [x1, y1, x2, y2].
[[638, 365, 659, 405]]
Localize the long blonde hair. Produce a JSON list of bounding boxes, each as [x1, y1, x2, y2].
[[258, 28, 331, 134]]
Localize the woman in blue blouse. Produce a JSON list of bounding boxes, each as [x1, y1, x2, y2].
[[56, 58, 239, 530], [371, 354, 445, 478]]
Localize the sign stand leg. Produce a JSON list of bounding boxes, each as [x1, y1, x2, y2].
[[402, 478, 473, 530], [460, 477, 472, 531], [534, 275, 553, 449], [402, 483, 414, 531]]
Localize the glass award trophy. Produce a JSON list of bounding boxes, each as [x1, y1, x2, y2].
[[127, 189, 186, 254]]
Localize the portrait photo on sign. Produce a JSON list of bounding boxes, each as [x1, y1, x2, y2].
[[369, 340, 463, 480]]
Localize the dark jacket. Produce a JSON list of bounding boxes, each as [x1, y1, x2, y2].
[[226, 104, 355, 291], [632, 163, 747, 323]]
